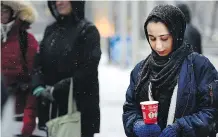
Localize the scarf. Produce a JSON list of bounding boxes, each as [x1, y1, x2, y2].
[[136, 42, 193, 101], [1, 20, 15, 43]]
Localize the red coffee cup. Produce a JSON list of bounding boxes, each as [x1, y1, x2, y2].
[[140, 101, 159, 124]]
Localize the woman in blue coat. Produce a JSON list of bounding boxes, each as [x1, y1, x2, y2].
[[122, 4, 218, 137]]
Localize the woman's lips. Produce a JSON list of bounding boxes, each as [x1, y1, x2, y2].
[[157, 51, 165, 55]]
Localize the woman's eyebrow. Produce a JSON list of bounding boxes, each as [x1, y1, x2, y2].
[[159, 34, 170, 37], [148, 34, 154, 37], [148, 34, 170, 37]]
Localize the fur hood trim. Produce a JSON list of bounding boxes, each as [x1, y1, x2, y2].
[[2, 1, 37, 24]]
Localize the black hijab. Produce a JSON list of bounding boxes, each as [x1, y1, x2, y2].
[[135, 4, 193, 101], [48, 1, 85, 24]]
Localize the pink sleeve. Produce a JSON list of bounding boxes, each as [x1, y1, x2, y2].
[[26, 33, 39, 71], [22, 33, 39, 136]]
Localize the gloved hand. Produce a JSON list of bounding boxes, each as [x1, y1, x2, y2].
[[159, 124, 179, 137], [33, 86, 45, 96], [33, 86, 54, 102], [133, 120, 161, 137]]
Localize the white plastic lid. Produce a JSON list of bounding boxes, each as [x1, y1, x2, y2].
[[140, 101, 159, 105]]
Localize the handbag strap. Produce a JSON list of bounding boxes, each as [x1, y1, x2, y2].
[[68, 78, 77, 114]]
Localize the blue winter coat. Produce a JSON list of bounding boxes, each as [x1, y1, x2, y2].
[[123, 53, 218, 137]]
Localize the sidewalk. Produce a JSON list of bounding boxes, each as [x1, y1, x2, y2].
[[95, 54, 130, 137]]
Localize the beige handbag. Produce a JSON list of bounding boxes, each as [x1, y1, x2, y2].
[[46, 78, 81, 137]]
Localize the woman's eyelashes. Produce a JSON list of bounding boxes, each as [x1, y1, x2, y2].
[[149, 36, 169, 41], [149, 36, 156, 41], [160, 36, 169, 41]]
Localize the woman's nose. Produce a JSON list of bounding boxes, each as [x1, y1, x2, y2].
[[155, 40, 164, 51]]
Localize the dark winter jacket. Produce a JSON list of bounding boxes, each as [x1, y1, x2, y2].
[[123, 52, 218, 137], [177, 4, 202, 54], [32, 1, 101, 135]]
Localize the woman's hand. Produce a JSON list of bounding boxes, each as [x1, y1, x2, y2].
[[33, 86, 45, 96], [159, 125, 178, 137], [33, 86, 54, 102]]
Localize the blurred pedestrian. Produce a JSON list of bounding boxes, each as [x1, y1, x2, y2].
[[177, 3, 203, 54], [32, 1, 101, 137], [1, 1, 38, 137], [123, 4, 218, 137]]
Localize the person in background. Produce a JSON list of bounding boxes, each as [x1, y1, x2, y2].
[[1, 1, 38, 137], [177, 3, 202, 54], [32, 1, 101, 137], [122, 4, 218, 137]]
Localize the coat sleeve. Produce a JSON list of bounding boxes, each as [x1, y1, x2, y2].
[[31, 26, 51, 90], [171, 55, 218, 137], [22, 33, 39, 136], [26, 33, 39, 72], [53, 77, 71, 97], [122, 62, 144, 137], [22, 93, 37, 136]]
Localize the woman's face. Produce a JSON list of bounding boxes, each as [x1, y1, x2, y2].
[[147, 22, 173, 56], [56, 1, 72, 16], [1, 5, 13, 24]]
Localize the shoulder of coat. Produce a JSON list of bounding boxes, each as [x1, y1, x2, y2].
[[187, 52, 209, 67]]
